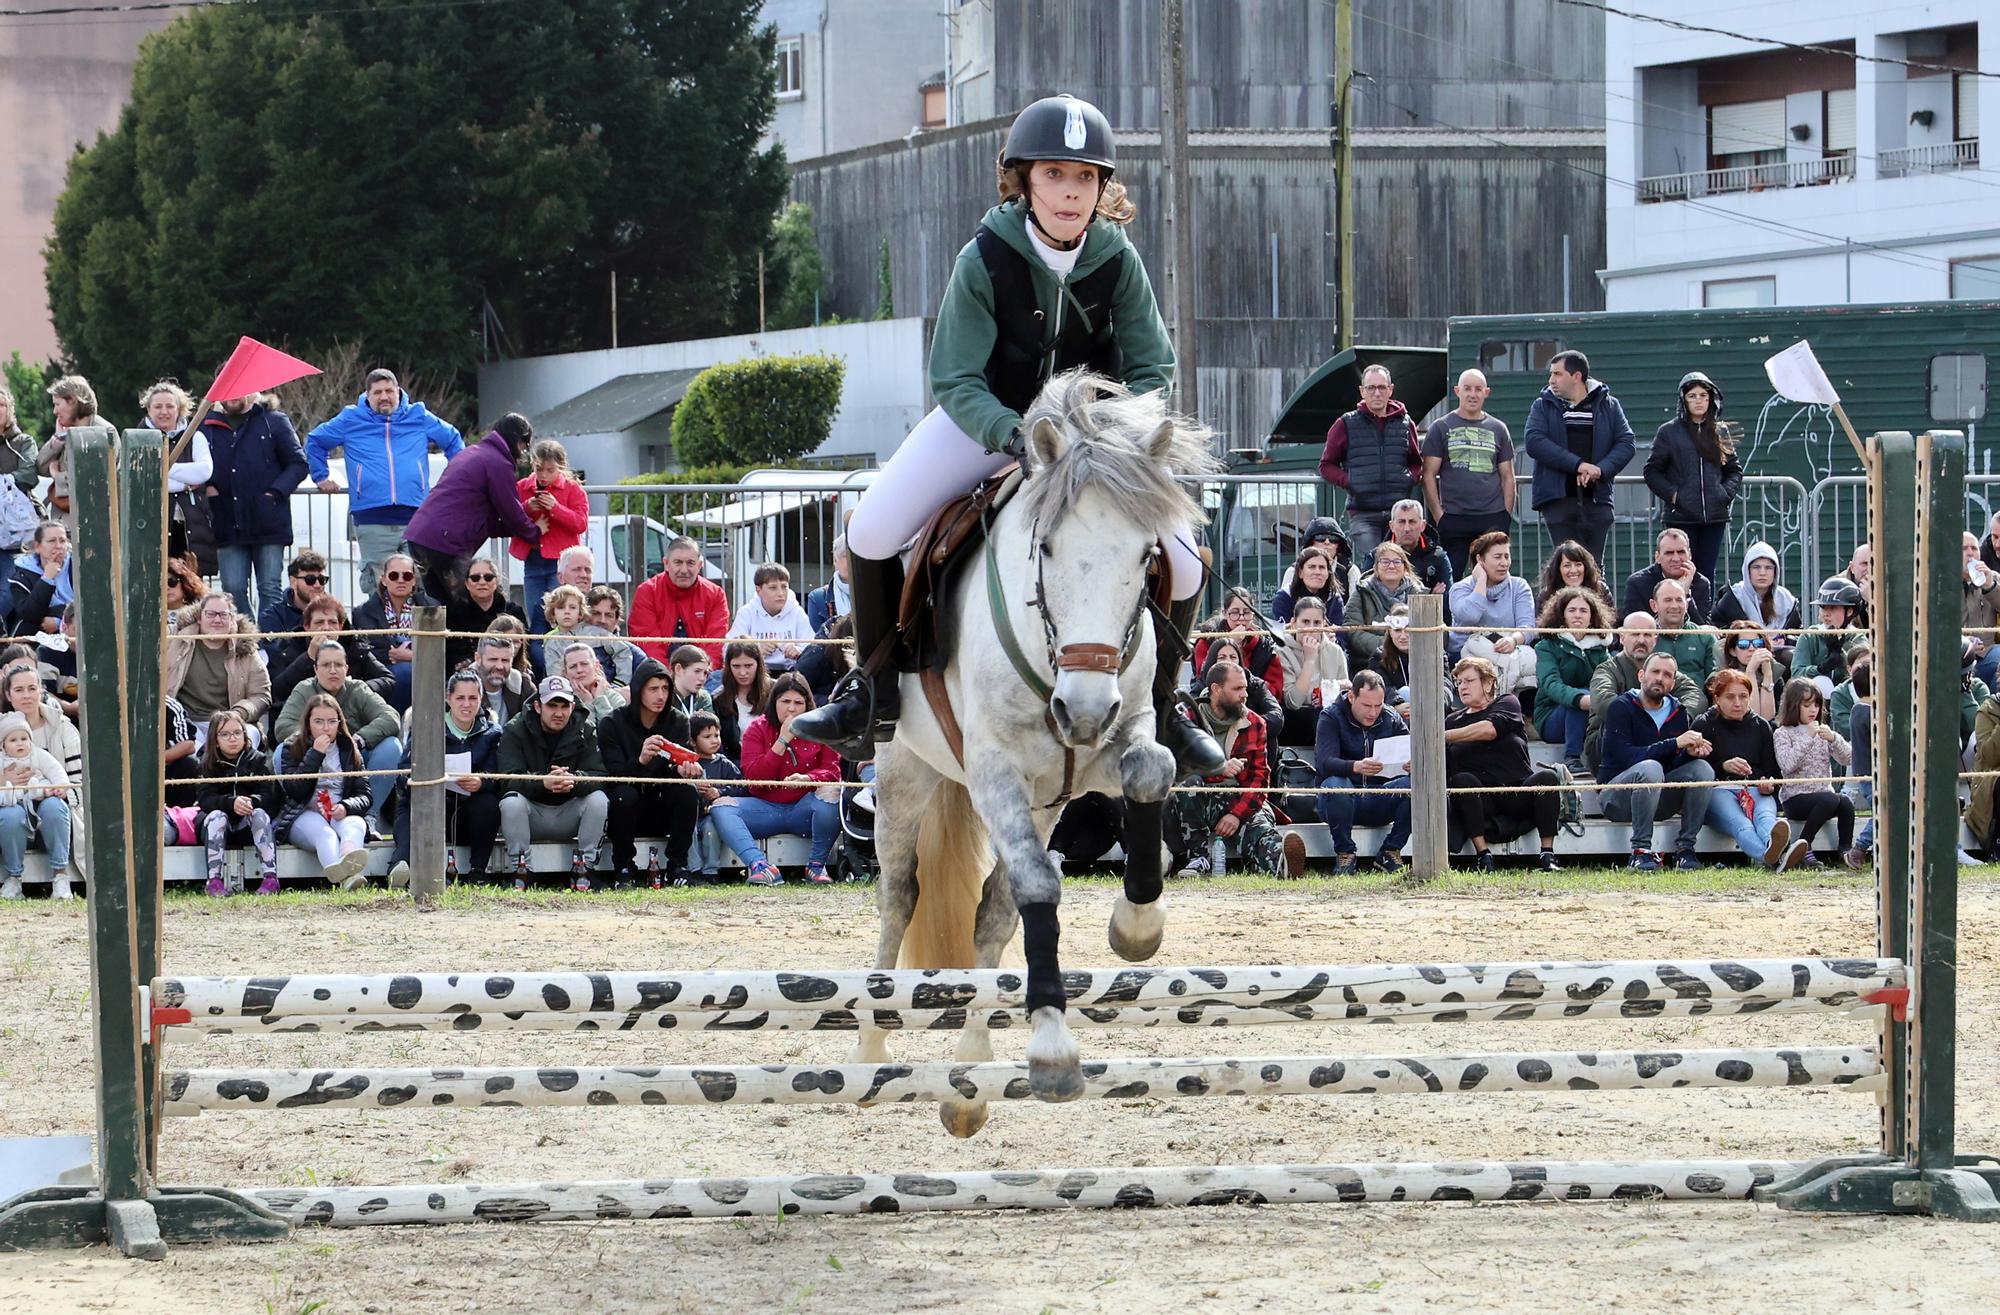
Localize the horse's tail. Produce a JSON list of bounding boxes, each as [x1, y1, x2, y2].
[[900, 779, 991, 969]]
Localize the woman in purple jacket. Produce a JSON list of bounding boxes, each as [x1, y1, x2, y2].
[[404, 413, 541, 603]]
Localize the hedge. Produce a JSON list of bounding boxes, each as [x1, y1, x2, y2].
[[670, 352, 844, 467]]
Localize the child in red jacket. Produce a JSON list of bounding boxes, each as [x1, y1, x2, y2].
[[513, 440, 590, 631]]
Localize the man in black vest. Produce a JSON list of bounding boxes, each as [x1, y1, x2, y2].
[[1317, 365, 1421, 562]]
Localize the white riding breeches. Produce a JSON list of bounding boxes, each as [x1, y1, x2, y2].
[[847, 406, 1204, 602]]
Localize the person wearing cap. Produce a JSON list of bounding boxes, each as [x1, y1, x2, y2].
[[1791, 577, 1867, 692], [790, 93, 1221, 781], [494, 674, 609, 890], [1643, 371, 1741, 586]]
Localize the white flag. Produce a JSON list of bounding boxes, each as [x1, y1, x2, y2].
[[1764, 340, 1841, 406]]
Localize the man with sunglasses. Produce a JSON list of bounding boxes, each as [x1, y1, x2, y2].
[[258, 549, 330, 667]]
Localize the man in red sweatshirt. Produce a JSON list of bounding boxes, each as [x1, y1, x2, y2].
[[630, 536, 728, 664]]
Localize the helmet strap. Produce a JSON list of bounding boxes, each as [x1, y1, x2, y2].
[[1021, 173, 1106, 252]]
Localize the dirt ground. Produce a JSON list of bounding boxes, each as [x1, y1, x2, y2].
[[3, 876, 1996, 1315]]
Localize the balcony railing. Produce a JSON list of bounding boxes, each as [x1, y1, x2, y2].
[[1878, 137, 1981, 179], [1638, 153, 1855, 203]]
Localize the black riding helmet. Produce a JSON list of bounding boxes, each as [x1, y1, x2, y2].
[[1678, 371, 1724, 420], [1815, 577, 1863, 612], [1002, 94, 1117, 247]]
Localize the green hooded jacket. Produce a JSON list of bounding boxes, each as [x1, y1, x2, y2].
[[929, 201, 1175, 454]]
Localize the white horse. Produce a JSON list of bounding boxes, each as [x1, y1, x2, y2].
[[854, 370, 1218, 1138]]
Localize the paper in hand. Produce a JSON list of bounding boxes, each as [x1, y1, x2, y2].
[[1372, 734, 1412, 771]]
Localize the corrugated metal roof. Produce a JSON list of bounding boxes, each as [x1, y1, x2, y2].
[[529, 369, 703, 438]]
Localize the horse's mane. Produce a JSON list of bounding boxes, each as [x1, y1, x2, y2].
[[1017, 370, 1219, 536]]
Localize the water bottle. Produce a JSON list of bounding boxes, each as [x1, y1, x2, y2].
[[1208, 835, 1228, 878], [445, 850, 459, 882], [647, 846, 663, 890]]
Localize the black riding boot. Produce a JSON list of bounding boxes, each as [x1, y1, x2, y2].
[[1153, 596, 1226, 777], [788, 553, 904, 759]]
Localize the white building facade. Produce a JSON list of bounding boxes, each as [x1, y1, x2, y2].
[[758, 0, 947, 162], [1604, 1, 1998, 310]]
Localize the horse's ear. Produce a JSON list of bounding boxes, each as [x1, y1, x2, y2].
[[1145, 419, 1177, 462], [1027, 417, 1065, 470]]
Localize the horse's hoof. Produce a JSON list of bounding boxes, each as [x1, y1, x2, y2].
[[1106, 894, 1165, 962], [1029, 1057, 1086, 1103], [940, 1100, 989, 1138]]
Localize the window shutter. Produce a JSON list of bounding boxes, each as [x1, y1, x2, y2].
[[1710, 99, 1786, 155], [1959, 74, 1980, 141], [1825, 88, 1856, 151]]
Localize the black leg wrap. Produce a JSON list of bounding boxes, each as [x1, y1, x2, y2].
[[1122, 798, 1165, 907], [1017, 901, 1066, 1014]]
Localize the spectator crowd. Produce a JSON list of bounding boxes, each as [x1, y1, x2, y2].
[[1, 350, 1987, 901]]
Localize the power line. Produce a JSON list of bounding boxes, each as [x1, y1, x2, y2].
[[1557, 0, 2000, 80]]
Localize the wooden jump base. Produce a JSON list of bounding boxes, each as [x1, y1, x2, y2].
[[163, 992, 1876, 1035], [154, 957, 1905, 1020], [243, 1159, 1832, 1226], [162, 1046, 1880, 1114]]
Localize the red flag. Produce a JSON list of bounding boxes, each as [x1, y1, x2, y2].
[[208, 337, 320, 401]]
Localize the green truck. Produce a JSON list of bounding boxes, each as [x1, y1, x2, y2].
[[1221, 301, 1997, 603]]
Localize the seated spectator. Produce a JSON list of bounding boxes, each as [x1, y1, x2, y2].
[[1773, 677, 1859, 870], [1651, 578, 1719, 694], [1535, 540, 1612, 610], [483, 612, 541, 681], [806, 536, 852, 635], [714, 641, 772, 762], [1689, 668, 1797, 870], [444, 557, 526, 672], [541, 583, 619, 680], [598, 657, 701, 885], [1446, 530, 1535, 695], [1966, 677, 2000, 861], [1444, 656, 1561, 872], [469, 634, 532, 726], [728, 562, 814, 673], [1166, 660, 1305, 877], [1313, 669, 1411, 874], [1193, 636, 1283, 783], [1720, 620, 1781, 720], [1711, 542, 1800, 667], [272, 640, 403, 826], [1848, 662, 1877, 862], [1964, 532, 2000, 691], [1791, 577, 1866, 693], [269, 594, 393, 714], [273, 692, 373, 889], [561, 644, 625, 720], [1348, 541, 1418, 668], [1274, 596, 1350, 747], [3, 660, 79, 782], [557, 543, 595, 593], [39, 605, 78, 719], [0, 709, 71, 899], [631, 535, 729, 666], [350, 552, 435, 712], [1364, 500, 1452, 594], [384, 670, 506, 888], [795, 614, 853, 707], [1532, 585, 1613, 773], [163, 694, 200, 807], [685, 710, 741, 884], [166, 593, 272, 746], [195, 709, 278, 896], [663, 644, 716, 738], [1621, 528, 1715, 625], [165, 556, 208, 615], [495, 675, 610, 890], [1830, 541, 1871, 630], [1192, 588, 1285, 701], [1270, 545, 1347, 629], [9, 520, 71, 638], [1829, 647, 1871, 763], [513, 439, 590, 632], [585, 584, 637, 685], [1362, 603, 1417, 722], [257, 549, 330, 668], [709, 672, 841, 886], [1279, 518, 1360, 600], [1595, 650, 1716, 871], [1583, 615, 1705, 775], [1960, 636, 1991, 752]]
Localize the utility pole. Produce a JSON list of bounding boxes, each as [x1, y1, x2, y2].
[[1333, 0, 1355, 350], [1160, 0, 1198, 416]]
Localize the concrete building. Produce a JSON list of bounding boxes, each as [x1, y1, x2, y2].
[[1605, 1, 1998, 309], [0, 4, 181, 364], [759, 0, 945, 161]]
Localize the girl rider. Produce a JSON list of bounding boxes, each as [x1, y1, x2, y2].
[[791, 94, 1222, 776]]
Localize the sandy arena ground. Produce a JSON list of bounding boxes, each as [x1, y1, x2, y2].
[[2, 875, 1996, 1314]]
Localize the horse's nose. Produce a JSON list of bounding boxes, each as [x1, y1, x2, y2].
[[1050, 693, 1119, 746]]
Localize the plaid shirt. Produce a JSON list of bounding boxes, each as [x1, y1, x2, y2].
[[1183, 704, 1269, 821]]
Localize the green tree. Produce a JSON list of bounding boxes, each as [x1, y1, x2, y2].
[[45, 0, 789, 411], [1, 354, 55, 440], [764, 203, 825, 331], [873, 238, 895, 320]]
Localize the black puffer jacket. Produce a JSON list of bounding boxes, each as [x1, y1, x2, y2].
[[598, 659, 688, 783], [272, 733, 374, 843], [1644, 416, 1743, 528]]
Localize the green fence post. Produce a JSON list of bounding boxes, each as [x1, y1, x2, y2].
[[117, 430, 166, 1167]]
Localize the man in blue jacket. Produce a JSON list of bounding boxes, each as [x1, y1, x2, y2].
[[307, 369, 464, 594], [1313, 670, 1412, 873], [1596, 650, 1716, 871], [1524, 349, 1634, 566]]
